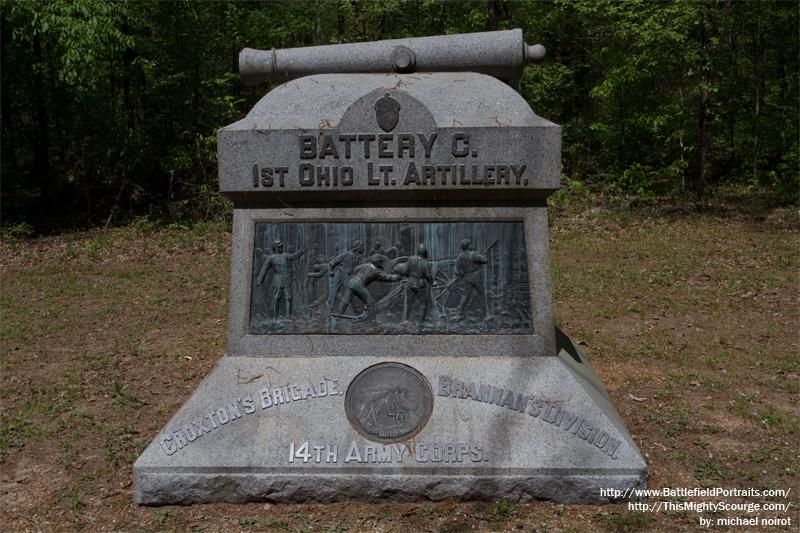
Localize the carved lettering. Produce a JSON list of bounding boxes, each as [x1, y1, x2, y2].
[[415, 443, 428, 462], [259, 387, 273, 408], [490, 387, 505, 406], [253, 131, 538, 190], [228, 401, 242, 420], [357, 134, 376, 158], [344, 441, 362, 463], [192, 418, 212, 436], [417, 133, 437, 157], [528, 398, 543, 418], [500, 390, 516, 409], [393, 444, 407, 463], [377, 134, 393, 158], [242, 395, 255, 414], [326, 445, 338, 463], [438, 375, 451, 396], [299, 135, 316, 159], [272, 388, 285, 405], [173, 431, 187, 449], [318, 135, 339, 159], [299, 163, 314, 186], [511, 165, 526, 184], [161, 377, 341, 456], [514, 393, 531, 413], [302, 383, 316, 399], [339, 134, 356, 158], [479, 384, 492, 403], [397, 134, 414, 157], [542, 403, 561, 424], [184, 424, 198, 442], [452, 133, 470, 157], [451, 379, 465, 398], [605, 437, 622, 459], [160, 435, 177, 455], [403, 162, 419, 185], [341, 167, 354, 185], [435, 374, 624, 460], [560, 410, 580, 431], [465, 382, 479, 401]]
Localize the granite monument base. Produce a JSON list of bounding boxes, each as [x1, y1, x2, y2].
[[134, 331, 647, 505]]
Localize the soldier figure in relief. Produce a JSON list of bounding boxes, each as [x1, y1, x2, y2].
[[369, 240, 384, 257], [256, 239, 305, 320], [368, 239, 390, 271], [386, 241, 404, 260], [336, 254, 400, 322], [395, 243, 434, 324], [455, 238, 488, 321], [328, 240, 366, 313]]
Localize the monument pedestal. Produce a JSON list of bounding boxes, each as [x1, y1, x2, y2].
[[134, 332, 647, 505], [135, 37, 648, 504]]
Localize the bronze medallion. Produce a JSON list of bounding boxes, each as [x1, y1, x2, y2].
[[345, 362, 433, 443]]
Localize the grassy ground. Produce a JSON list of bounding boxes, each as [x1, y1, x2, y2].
[[1, 203, 797, 532]]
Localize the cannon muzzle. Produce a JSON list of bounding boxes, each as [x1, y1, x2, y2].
[[239, 29, 545, 85]]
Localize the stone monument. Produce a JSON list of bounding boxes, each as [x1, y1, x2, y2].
[[134, 29, 648, 504]]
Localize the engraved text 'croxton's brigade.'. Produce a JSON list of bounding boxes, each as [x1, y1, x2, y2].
[[158, 378, 341, 456], [250, 132, 529, 189]]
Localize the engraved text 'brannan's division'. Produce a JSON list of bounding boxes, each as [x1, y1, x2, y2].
[[438, 375, 623, 460]]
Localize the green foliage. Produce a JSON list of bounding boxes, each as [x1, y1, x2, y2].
[[490, 498, 511, 518], [517, 0, 798, 199], [1, 0, 797, 232], [153, 510, 174, 526], [548, 175, 592, 211], [65, 489, 82, 511], [0, 222, 35, 239]]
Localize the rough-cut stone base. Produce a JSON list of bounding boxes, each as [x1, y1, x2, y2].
[[135, 472, 645, 505], [134, 332, 648, 505]]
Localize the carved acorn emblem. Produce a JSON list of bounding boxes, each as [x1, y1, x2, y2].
[[374, 92, 400, 132]]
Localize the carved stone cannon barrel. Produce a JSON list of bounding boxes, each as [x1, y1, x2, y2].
[[239, 28, 546, 85]]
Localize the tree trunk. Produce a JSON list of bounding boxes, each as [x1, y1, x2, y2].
[[752, 13, 763, 184], [726, 0, 736, 153], [0, 15, 16, 170], [32, 33, 52, 213], [697, 9, 713, 194], [486, 1, 507, 31]]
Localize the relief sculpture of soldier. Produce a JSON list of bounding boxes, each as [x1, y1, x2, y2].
[[386, 241, 404, 260], [327, 240, 365, 314], [334, 254, 400, 322], [394, 243, 434, 327], [368, 240, 385, 259], [256, 239, 305, 320], [455, 238, 489, 323]]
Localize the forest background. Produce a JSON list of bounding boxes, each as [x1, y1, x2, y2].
[[2, 0, 798, 234]]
